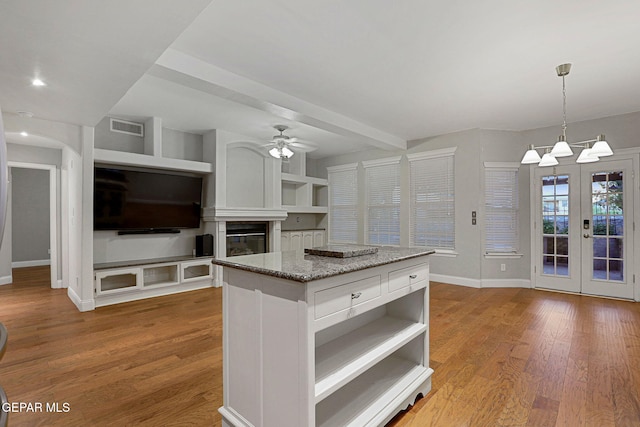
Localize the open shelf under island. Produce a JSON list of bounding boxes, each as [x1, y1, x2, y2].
[[212, 245, 434, 427]]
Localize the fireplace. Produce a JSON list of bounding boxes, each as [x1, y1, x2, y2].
[[225, 222, 268, 257]]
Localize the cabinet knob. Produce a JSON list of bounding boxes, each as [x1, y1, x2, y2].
[[351, 292, 362, 299], [409, 274, 418, 279]]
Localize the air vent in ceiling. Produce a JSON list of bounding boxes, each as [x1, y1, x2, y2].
[[110, 118, 144, 137]]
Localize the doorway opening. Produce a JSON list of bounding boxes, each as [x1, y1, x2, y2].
[[7, 162, 58, 289]]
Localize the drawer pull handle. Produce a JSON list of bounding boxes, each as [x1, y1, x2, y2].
[[351, 292, 362, 299], [409, 274, 418, 279]]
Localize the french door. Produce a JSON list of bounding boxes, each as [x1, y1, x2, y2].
[[533, 159, 635, 299]]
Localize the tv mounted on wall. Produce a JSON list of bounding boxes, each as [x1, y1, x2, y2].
[[94, 166, 203, 233]]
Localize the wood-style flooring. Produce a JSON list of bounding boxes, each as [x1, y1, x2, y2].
[[1, 266, 639, 426]]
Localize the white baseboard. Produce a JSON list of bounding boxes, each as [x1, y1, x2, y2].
[[480, 278, 532, 288], [0, 275, 13, 286], [52, 279, 64, 289], [430, 274, 531, 289], [67, 287, 95, 312], [430, 273, 481, 288], [12, 259, 51, 268]]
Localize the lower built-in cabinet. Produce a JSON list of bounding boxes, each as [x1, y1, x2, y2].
[[281, 230, 325, 251], [94, 257, 214, 307], [220, 256, 432, 427]]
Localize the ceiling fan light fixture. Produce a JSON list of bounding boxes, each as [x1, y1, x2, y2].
[[269, 147, 281, 158], [281, 146, 294, 159]]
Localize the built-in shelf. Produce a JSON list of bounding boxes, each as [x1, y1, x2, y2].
[[281, 173, 328, 213], [94, 257, 214, 307], [94, 148, 212, 174], [315, 316, 426, 403], [316, 355, 432, 427]]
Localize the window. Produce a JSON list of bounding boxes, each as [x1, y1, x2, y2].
[[363, 157, 401, 245], [327, 163, 358, 243], [408, 148, 456, 251], [484, 163, 519, 253]]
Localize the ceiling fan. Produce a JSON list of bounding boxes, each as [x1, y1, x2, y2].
[[262, 125, 316, 159]]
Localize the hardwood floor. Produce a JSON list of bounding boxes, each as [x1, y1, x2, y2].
[[1, 267, 639, 426]]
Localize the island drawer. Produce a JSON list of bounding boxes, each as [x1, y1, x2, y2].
[[314, 275, 381, 319], [388, 263, 429, 292]]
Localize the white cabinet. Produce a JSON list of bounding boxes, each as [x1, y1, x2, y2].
[[313, 230, 325, 248], [281, 232, 291, 252], [289, 231, 303, 251], [302, 231, 314, 249], [94, 257, 215, 307], [281, 230, 326, 251], [219, 256, 432, 427]]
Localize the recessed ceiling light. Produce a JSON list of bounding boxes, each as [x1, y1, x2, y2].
[[32, 78, 46, 87], [20, 132, 28, 137], [17, 111, 34, 118]]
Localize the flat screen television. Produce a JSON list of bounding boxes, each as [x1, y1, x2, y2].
[[94, 166, 203, 232]]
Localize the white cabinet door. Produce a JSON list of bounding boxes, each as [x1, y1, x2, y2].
[[302, 231, 314, 249], [289, 231, 303, 251], [281, 231, 291, 252], [313, 231, 325, 248]]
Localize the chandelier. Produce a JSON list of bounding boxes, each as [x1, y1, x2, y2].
[[521, 63, 613, 167]]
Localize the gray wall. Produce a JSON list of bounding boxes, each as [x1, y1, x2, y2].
[[94, 117, 144, 154], [163, 127, 203, 161], [315, 111, 640, 286], [11, 168, 50, 263], [226, 146, 265, 208]]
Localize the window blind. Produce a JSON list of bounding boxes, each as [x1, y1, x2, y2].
[[484, 167, 519, 253], [409, 153, 455, 250], [364, 158, 401, 245], [328, 165, 358, 243]]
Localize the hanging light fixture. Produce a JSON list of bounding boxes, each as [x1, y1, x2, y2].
[[521, 63, 613, 166]]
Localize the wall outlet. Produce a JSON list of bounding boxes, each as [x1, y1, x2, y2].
[[500, 263, 506, 272]]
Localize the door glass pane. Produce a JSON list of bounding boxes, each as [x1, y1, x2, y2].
[[591, 171, 624, 281], [541, 175, 569, 276]]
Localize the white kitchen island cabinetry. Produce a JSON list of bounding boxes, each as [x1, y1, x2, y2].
[[213, 246, 434, 427]]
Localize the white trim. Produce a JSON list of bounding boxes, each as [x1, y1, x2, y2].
[[227, 141, 271, 158], [8, 161, 58, 290], [432, 249, 459, 257], [483, 161, 520, 170], [430, 273, 480, 288], [67, 287, 95, 312], [0, 275, 12, 286], [484, 253, 524, 259], [430, 273, 531, 289], [481, 279, 532, 288], [361, 156, 402, 168], [202, 207, 288, 222], [11, 259, 50, 268], [326, 163, 358, 173], [407, 147, 457, 161]]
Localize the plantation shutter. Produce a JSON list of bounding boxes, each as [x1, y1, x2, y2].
[[328, 164, 358, 244], [363, 157, 401, 245], [484, 164, 519, 253]]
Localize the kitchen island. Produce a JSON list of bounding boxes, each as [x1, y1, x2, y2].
[[212, 245, 434, 427]]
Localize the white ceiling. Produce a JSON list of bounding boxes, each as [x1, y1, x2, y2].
[[3, 0, 640, 158]]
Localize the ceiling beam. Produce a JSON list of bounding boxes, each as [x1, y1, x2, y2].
[[151, 49, 406, 151]]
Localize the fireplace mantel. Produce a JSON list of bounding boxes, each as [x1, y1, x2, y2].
[[202, 206, 288, 222]]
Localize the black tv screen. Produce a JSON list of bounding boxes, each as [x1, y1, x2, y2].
[[94, 166, 203, 231]]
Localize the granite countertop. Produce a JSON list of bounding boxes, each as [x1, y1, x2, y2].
[[211, 245, 435, 283]]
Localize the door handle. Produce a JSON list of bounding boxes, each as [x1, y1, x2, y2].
[[583, 233, 591, 238]]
